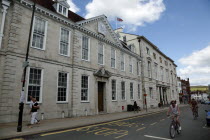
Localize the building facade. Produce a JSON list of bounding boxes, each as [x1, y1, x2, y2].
[[115, 28, 179, 108], [0, 0, 143, 123], [180, 78, 190, 103]]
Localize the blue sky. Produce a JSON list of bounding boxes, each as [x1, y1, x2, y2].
[[69, 0, 210, 85]]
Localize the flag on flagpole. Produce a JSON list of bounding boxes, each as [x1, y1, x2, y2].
[[117, 17, 123, 22]]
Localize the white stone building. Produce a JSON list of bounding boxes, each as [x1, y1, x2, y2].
[[0, 0, 142, 123], [115, 28, 179, 108]]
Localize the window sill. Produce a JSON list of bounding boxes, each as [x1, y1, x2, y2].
[[82, 59, 90, 62], [59, 53, 70, 57], [31, 46, 45, 51], [26, 102, 42, 104], [56, 101, 68, 104], [112, 100, 117, 102], [81, 101, 90, 103]]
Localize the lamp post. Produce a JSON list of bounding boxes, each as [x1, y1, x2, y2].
[[17, 0, 36, 132]]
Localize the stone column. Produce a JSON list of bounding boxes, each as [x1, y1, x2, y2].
[[161, 87, 165, 105], [0, 0, 10, 48]]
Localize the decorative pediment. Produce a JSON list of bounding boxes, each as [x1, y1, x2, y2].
[[76, 15, 122, 47], [94, 67, 111, 78]]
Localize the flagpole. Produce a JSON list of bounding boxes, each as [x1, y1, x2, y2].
[[116, 17, 118, 29]]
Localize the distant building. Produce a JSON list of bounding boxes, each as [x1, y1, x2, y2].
[[191, 85, 209, 101], [115, 28, 179, 108], [191, 86, 208, 93], [180, 78, 190, 103], [177, 77, 182, 104]]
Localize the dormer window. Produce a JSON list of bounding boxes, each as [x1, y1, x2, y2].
[[53, 0, 70, 17], [58, 4, 67, 17]]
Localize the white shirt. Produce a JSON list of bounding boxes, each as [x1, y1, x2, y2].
[[170, 104, 178, 115]]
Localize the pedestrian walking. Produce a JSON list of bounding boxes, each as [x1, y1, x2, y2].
[[133, 101, 139, 113], [29, 97, 40, 128]]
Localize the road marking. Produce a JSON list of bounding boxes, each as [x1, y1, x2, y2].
[[136, 127, 146, 131], [160, 119, 165, 121], [150, 122, 157, 125], [144, 135, 172, 140], [41, 128, 77, 136], [203, 124, 210, 129], [10, 139, 24, 140], [41, 111, 164, 137]]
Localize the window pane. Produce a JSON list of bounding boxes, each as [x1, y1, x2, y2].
[[59, 5, 62, 13], [130, 83, 133, 99], [27, 68, 42, 102], [82, 36, 89, 60], [112, 80, 116, 100], [57, 72, 67, 101], [121, 53, 124, 71], [63, 7, 66, 15], [121, 82, 125, 100], [111, 48, 115, 68], [138, 84, 140, 99], [81, 76, 88, 101], [98, 44, 103, 64], [32, 17, 46, 49], [60, 28, 69, 55]]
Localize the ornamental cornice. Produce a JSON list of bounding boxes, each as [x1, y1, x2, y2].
[[18, 0, 141, 60]]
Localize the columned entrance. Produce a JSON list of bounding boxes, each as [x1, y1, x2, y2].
[[94, 67, 111, 113], [98, 82, 105, 112]]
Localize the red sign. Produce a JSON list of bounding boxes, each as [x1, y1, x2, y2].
[[143, 94, 147, 96]]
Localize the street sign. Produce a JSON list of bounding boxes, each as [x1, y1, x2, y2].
[[20, 90, 25, 103], [22, 61, 29, 68]]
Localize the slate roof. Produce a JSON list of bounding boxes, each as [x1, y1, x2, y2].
[[30, 0, 85, 22]]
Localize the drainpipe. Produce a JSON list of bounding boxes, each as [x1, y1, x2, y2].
[[0, 0, 10, 49]]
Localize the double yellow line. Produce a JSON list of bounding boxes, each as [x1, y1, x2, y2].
[[41, 110, 164, 137]]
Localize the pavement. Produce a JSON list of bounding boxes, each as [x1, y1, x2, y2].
[[0, 104, 188, 140]]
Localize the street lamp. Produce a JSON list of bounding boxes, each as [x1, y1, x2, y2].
[[17, 0, 36, 132]]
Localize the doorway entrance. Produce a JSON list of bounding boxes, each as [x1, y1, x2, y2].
[[98, 82, 105, 112]]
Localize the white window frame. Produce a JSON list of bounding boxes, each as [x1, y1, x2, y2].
[[111, 79, 117, 101], [130, 82, 134, 100], [111, 48, 116, 68], [149, 87, 153, 99], [129, 57, 133, 73], [154, 63, 158, 80], [26, 67, 44, 103], [137, 61, 141, 76], [121, 52, 125, 71], [161, 66, 163, 81], [81, 35, 90, 61], [59, 27, 71, 57], [81, 75, 89, 102], [31, 16, 48, 50], [146, 47, 150, 55], [57, 4, 68, 17], [121, 81, 126, 100], [56, 71, 69, 103], [98, 43, 104, 65], [148, 61, 152, 78]]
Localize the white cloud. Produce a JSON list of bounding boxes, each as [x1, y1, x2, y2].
[[178, 45, 210, 86], [67, 0, 80, 13], [85, 0, 166, 31]]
